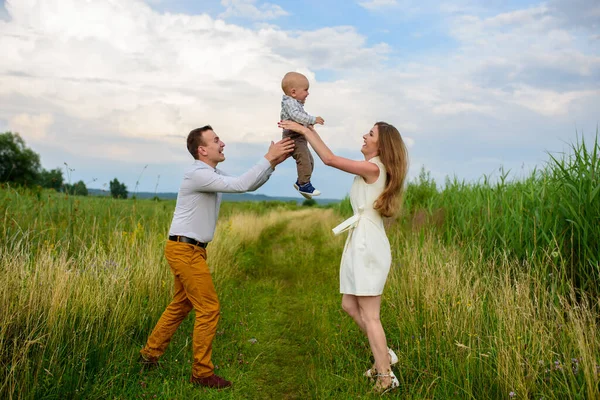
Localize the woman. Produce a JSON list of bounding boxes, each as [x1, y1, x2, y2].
[[278, 120, 409, 392]]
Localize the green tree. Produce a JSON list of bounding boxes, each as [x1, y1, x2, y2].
[[302, 198, 317, 207], [64, 180, 88, 196], [110, 178, 128, 199], [0, 132, 41, 186], [39, 168, 64, 190]]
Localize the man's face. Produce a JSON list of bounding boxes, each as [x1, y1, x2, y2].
[[199, 130, 226, 165]]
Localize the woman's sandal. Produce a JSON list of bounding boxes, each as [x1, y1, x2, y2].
[[364, 348, 399, 378], [373, 370, 400, 394]]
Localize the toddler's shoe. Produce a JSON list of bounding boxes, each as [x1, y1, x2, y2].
[[294, 181, 321, 199]]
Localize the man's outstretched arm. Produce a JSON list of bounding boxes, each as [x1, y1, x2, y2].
[[245, 138, 295, 191], [188, 138, 294, 193]]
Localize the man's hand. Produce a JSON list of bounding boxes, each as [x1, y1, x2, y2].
[[265, 137, 294, 168], [315, 116, 324, 125], [272, 152, 291, 166]]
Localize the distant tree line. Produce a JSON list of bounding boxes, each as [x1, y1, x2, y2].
[[1, 131, 127, 198], [109, 178, 128, 199]]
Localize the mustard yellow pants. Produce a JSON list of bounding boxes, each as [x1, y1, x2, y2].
[[140, 241, 220, 378]]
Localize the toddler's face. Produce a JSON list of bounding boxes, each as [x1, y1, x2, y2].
[[292, 78, 310, 103]]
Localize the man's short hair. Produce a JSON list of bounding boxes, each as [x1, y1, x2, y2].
[[187, 125, 213, 159]]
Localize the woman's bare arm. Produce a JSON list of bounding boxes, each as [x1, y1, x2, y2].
[[278, 121, 379, 183]]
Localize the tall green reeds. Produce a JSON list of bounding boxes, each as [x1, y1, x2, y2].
[[546, 134, 599, 292], [401, 133, 600, 295]]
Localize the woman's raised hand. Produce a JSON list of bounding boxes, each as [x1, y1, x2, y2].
[[278, 120, 309, 135]]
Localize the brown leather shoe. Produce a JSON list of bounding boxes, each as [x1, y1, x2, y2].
[[190, 374, 232, 389], [138, 354, 159, 369]]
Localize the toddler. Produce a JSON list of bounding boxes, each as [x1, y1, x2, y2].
[[280, 71, 324, 198]]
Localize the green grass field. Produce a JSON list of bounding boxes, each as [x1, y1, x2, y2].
[[1, 135, 599, 399]]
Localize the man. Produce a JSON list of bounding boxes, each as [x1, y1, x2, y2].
[[139, 125, 294, 389]]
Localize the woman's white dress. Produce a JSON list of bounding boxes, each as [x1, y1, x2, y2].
[[337, 156, 391, 296]]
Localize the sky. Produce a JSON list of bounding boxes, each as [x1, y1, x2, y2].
[[0, 0, 598, 199]]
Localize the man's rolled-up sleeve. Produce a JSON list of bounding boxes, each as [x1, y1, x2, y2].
[[188, 158, 273, 193]]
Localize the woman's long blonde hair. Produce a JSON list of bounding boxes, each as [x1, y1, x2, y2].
[[373, 122, 409, 218]]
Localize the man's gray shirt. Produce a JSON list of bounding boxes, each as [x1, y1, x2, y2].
[[169, 158, 273, 243]]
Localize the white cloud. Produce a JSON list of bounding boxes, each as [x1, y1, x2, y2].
[[403, 136, 415, 147], [0, 0, 396, 174], [0, 0, 598, 197], [510, 86, 599, 116], [358, 0, 397, 10], [444, 4, 600, 115], [115, 103, 183, 137], [219, 0, 289, 20], [260, 26, 391, 70], [550, 0, 600, 31], [0, 0, 391, 148], [484, 6, 552, 28], [9, 112, 54, 140], [433, 102, 493, 115]]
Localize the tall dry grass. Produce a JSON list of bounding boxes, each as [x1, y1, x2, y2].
[[383, 228, 600, 398], [0, 189, 305, 399]]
